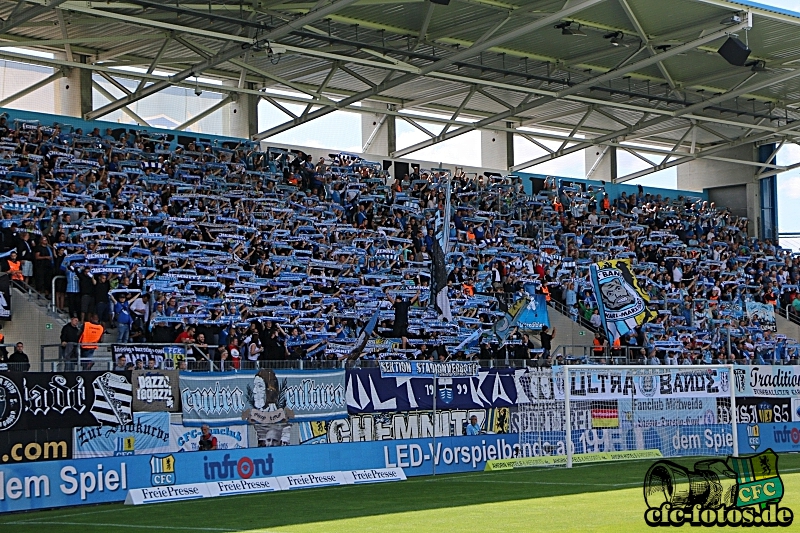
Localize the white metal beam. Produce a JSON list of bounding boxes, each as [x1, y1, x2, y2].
[[85, 0, 363, 120], [0, 0, 70, 34], [253, 0, 608, 141]]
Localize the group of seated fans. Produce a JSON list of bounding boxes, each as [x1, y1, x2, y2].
[[0, 110, 799, 371]]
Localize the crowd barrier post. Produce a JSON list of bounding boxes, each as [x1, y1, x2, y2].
[[432, 373, 437, 476], [51, 275, 64, 313], [729, 364, 739, 457], [564, 364, 572, 469]]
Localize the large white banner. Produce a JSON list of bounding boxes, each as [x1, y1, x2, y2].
[[732, 365, 800, 398], [552, 367, 729, 401], [169, 423, 250, 452]]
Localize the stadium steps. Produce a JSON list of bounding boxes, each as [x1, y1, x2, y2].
[[5, 286, 66, 371], [775, 312, 800, 343], [543, 300, 595, 358]]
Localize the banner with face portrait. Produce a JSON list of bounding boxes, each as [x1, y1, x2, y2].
[[590, 259, 654, 342]]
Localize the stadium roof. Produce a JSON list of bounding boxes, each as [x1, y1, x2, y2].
[[3, 0, 800, 180]]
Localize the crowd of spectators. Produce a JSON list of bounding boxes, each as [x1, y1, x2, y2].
[[0, 111, 799, 371]]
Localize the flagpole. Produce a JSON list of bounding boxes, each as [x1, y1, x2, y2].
[[442, 172, 451, 254]]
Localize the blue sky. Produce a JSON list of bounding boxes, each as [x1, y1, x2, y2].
[[259, 0, 800, 233]]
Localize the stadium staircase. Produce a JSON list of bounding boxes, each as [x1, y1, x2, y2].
[[5, 281, 68, 371], [543, 300, 596, 359]]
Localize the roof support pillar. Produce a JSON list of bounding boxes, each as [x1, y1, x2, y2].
[[481, 122, 513, 171], [54, 52, 92, 119]]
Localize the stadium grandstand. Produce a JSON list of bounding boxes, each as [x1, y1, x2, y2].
[[1, 0, 800, 530]]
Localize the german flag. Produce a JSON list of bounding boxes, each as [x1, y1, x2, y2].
[[591, 408, 619, 428]]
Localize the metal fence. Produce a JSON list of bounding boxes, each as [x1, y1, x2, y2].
[[36, 341, 613, 373]]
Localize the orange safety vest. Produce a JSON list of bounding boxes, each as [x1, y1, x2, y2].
[[463, 283, 475, 296], [602, 198, 610, 210], [593, 337, 604, 353], [80, 322, 104, 350], [7, 260, 23, 281]]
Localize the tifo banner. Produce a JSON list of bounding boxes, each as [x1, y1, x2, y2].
[[732, 365, 800, 397], [515, 294, 550, 330], [132, 369, 180, 412], [272, 369, 347, 421], [737, 422, 800, 453], [112, 345, 186, 369], [0, 371, 133, 431], [0, 273, 11, 320], [0, 428, 73, 464], [346, 368, 519, 414], [180, 371, 256, 426], [378, 361, 479, 378], [744, 301, 777, 332], [493, 296, 529, 345], [73, 412, 170, 458], [549, 367, 729, 401], [169, 423, 250, 452], [589, 259, 654, 341], [300, 407, 511, 444]]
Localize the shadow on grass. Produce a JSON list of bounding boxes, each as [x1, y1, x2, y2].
[[4, 454, 799, 532]]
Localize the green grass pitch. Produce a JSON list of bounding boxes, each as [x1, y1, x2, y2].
[[2, 454, 800, 532]]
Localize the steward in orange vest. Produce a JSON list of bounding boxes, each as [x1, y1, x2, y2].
[[80, 317, 104, 350]]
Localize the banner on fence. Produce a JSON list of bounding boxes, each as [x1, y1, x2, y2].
[[552, 367, 729, 401], [179, 371, 256, 426], [132, 369, 180, 412], [271, 369, 347, 421], [112, 345, 186, 369], [745, 301, 777, 332], [0, 427, 73, 463], [378, 361, 479, 378], [0, 371, 133, 431], [732, 365, 800, 397], [617, 397, 719, 428], [735, 397, 794, 424], [73, 412, 170, 458], [301, 407, 510, 444], [346, 368, 519, 414], [169, 422, 249, 452]]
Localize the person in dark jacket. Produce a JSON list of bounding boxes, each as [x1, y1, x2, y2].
[[9, 342, 30, 372], [60, 316, 81, 371]]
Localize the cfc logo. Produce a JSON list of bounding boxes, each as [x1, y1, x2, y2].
[[150, 454, 175, 486]]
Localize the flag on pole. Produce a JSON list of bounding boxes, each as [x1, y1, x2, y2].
[[589, 258, 654, 342], [431, 238, 452, 322]]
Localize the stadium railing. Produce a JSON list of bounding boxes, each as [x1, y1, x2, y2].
[[36, 342, 576, 372]]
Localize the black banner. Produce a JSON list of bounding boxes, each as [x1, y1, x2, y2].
[[0, 428, 73, 464], [131, 369, 180, 412], [735, 397, 792, 425], [0, 274, 10, 321], [0, 372, 133, 432]]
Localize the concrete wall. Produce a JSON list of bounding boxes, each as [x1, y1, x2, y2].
[[3, 288, 65, 371], [776, 313, 800, 343], [481, 125, 514, 171], [677, 145, 759, 236], [544, 307, 595, 355]]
